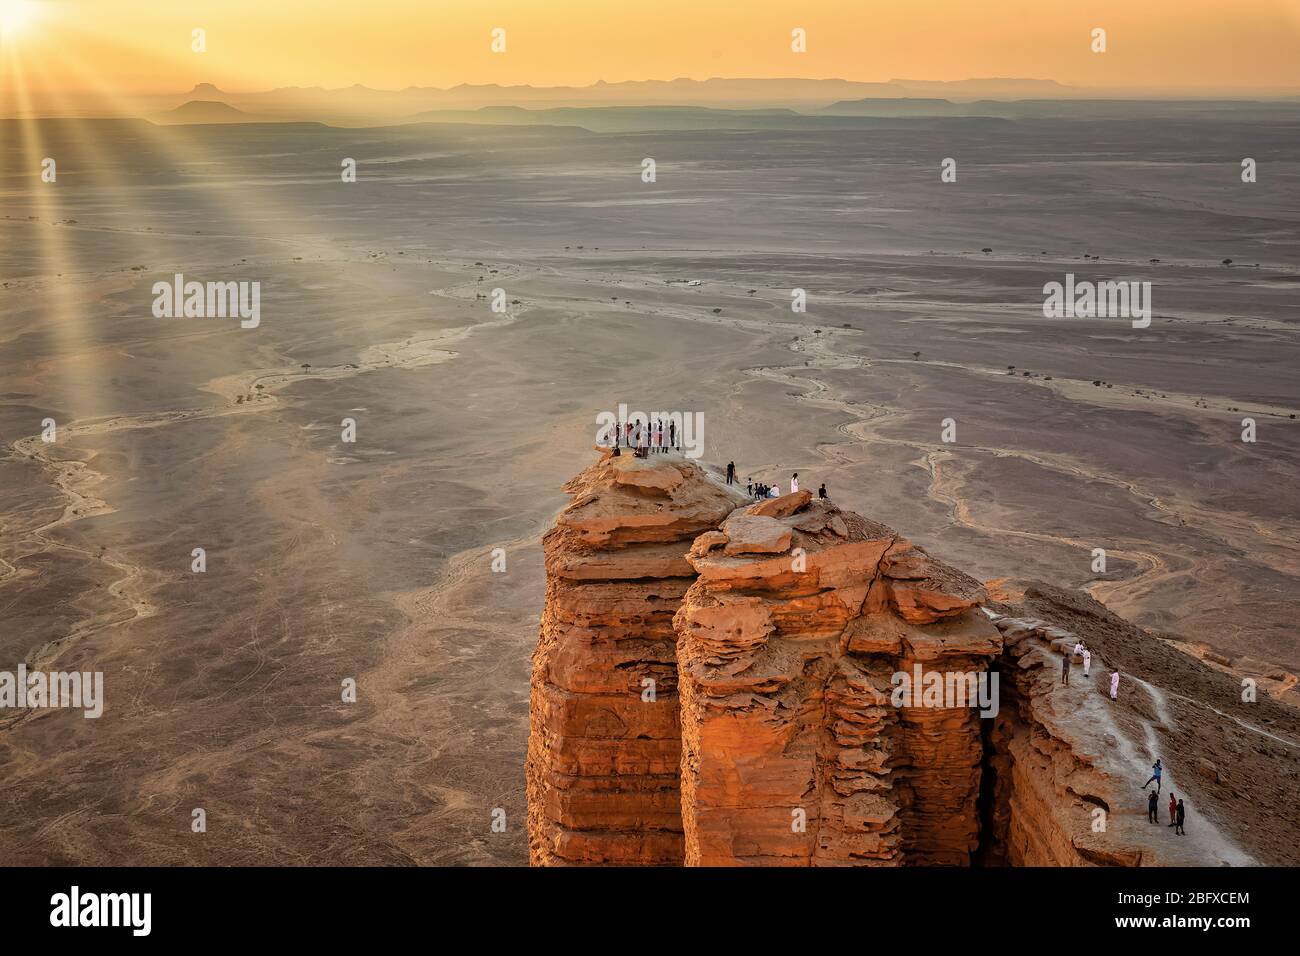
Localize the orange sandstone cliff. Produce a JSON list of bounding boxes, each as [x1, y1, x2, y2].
[[676, 492, 999, 865], [525, 451, 738, 864], [527, 452, 1296, 866]]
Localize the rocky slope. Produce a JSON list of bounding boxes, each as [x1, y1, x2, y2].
[[527, 451, 1300, 866], [985, 583, 1300, 866]]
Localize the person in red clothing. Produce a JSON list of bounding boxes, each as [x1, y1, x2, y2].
[[1167, 792, 1177, 826]]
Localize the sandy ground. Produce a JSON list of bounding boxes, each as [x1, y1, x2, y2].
[[0, 115, 1297, 864]]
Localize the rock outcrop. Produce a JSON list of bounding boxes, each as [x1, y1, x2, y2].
[[525, 449, 740, 864], [676, 495, 999, 865], [528, 454, 1291, 866]]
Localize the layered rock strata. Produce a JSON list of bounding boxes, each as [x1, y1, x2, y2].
[[528, 454, 1265, 867], [675, 492, 1000, 865], [525, 450, 740, 864]]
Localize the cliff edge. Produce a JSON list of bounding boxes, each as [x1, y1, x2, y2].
[[527, 452, 1300, 865]]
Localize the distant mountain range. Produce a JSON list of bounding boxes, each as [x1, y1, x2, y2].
[[152, 100, 274, 125], [176, 76, 1076, 116], [5, 76, 1297, 126]]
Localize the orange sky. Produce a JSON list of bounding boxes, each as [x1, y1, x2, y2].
[[3, 0, 1299, 94]]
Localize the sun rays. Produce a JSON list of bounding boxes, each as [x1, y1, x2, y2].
[[1, 17, 315, 424]]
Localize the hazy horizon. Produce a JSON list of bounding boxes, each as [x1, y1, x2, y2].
[[14, 74, 1300, 99], [5, 75, 1299, 127]]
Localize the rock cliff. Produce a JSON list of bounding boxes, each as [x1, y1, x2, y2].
[[527, 452, 1299, 866], [525, 450, 739, 864], [675, 492, 999, 865]]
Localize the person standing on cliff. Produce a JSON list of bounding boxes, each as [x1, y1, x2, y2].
[[818, 482, 827, 499], [1175, 800, 1186, 835], [1109, 669, 1120, 700], [1061, 648, 1070, 685], [1082, 646, 1091, 677], [1143, 759, 1162, 793], [726, 461, 736, 485], [1167, 792, 1177, 826], [791, 473, 799, 493], [1147, 789, 1158, 823]]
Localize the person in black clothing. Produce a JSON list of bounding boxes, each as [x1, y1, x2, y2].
[[726, 461, 735, 485], [669, 420, 676, 449], [818, 483, 827, 499], [1175, 800, 1186, 835], [1147, 790, 1158, 823]]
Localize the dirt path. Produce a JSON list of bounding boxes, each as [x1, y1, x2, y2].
[[989, 610, 1257, 866]]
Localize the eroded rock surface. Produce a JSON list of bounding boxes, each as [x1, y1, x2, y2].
[[676, 494, 999, 865], [528, 455, 1293, 866], [525, 449, 741, 864]]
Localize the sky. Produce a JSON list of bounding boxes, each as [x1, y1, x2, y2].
[[2, 0, 1299, 95]]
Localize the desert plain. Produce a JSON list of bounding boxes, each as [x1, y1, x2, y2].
[[0, 108, 1297, 864]]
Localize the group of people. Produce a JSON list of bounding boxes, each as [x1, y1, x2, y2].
[[725, 465, 827, 501], [1143, 760, 1188, 835], [605, 419, 679, 458], [1060, 639, 1121, 701], [1061, 647, 1191, 839]]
